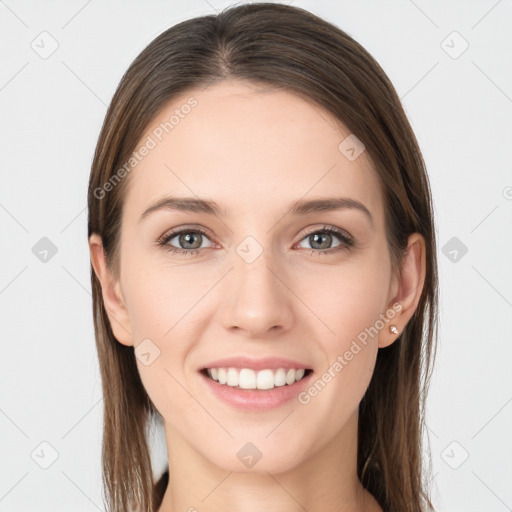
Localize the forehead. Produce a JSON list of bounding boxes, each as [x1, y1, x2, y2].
[[122, 79, 383, 224]]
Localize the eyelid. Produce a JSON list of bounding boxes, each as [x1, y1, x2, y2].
[[299, 224, 352, 241], [157, 224, 215, 245]]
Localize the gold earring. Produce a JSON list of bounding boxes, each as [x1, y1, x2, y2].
[[389, 325, 398, 335]]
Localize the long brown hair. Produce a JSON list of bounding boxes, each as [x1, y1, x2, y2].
[[87, 3, 439, 511]]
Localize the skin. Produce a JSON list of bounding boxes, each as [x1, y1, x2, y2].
[[89, 79, 426, 512]]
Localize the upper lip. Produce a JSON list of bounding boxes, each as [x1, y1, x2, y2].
[[200, 356, 312, 371]]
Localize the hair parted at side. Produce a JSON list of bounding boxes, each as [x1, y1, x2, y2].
[[87, 3, 439, 512]]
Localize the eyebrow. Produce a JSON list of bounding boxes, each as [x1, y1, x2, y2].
[[139, 195, 373, 226]]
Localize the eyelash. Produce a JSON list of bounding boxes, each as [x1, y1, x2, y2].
[[156, 225, 354, 257]]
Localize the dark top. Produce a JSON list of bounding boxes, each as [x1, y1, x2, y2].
[[153, 468, 169, 508]]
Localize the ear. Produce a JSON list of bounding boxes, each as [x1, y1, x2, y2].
[[89, 233, 133, 346], [379, 232, 426, 348]]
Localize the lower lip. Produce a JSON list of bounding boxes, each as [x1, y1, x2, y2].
[[199, 370, 314, 411]]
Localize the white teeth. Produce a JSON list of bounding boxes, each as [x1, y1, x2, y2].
[[256, 369, 274, 390], [205, 367, 309, 390], [239, 369, 256, 389], [217, 368, 227, 384], [226, 368, 239, 386], [274, 368, 287, 387]]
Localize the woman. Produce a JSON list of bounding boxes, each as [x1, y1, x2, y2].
[[87, 3, 439, 511]]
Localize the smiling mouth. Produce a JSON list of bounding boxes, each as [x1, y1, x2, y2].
[[200, 367, 314, 391]]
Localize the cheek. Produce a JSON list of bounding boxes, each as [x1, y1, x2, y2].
[[123, 264, 210, 339], [293, 256, 390, 346], [292, 261, 386, 413], [122, 267, 211, 415], [295, 332, 378, 452]]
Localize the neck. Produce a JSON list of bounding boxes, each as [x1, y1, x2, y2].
[[157, 409, 381, 512]]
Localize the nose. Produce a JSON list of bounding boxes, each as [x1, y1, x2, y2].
[[218, 245, 295, 338]]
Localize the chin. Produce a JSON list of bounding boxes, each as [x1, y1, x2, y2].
[[205, 441, 306, 475]]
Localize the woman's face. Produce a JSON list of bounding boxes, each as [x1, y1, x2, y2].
[[92, 79, 416, 474]]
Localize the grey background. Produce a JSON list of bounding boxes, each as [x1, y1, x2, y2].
[[1, 0, 511, 510]]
